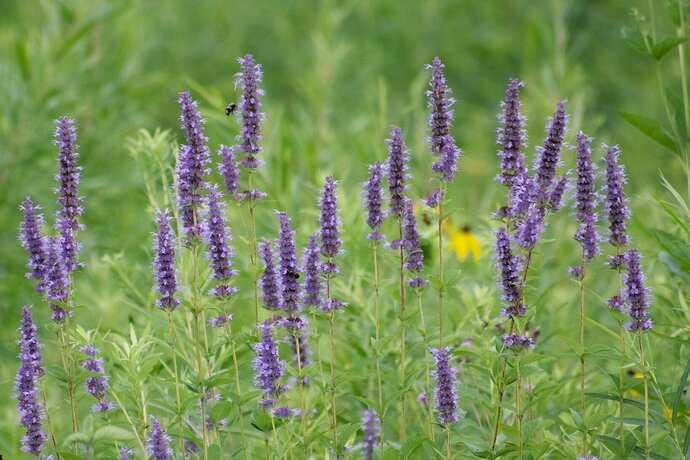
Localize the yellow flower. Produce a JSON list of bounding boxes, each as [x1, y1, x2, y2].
[[663, 406, 673, 421], [633, 372, 644, 379], [445, 220, 482, 262]]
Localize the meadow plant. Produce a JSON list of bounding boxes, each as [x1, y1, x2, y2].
[[10, 50, 677, 460]]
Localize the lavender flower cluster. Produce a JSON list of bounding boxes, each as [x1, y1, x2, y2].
[[79, 344, 115, 412], [14, 53, 660, 458]]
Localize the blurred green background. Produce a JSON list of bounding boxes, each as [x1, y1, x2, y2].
[[0, 0, 684, 454]]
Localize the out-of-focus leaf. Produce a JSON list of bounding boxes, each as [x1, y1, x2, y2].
[[619, 111, 676, 151]]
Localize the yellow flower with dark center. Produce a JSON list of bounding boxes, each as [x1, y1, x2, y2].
[[444, 220, 481, 262]]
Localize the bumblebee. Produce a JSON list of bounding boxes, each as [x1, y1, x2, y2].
[[225, 103, 238, 116]]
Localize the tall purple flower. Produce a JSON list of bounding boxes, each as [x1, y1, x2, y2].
[[385, 126, 411, 218], [548, 173, 569, 212], [44, 236, 70, 322], [218, 145, 240, 195], [426, 57, 461, 182], [204, 184, 238, 298], [624, 248, 652, 331], [19, 197, 48, 291], [361, 409, 381, 460], [259, 239, 281, 310], [601, 144, 630, 247], [571, 132, 600, 271], [253, 319, 285, 407], [319, 175, 342, 273], [516, 204, 545, 249], [176, 91, 211, 241], [402, 198, 427, 288], [431, 347, 459, 424], [534, 100, 568, 205], [15, 306, 47, 455], [362, 161, 385, 241], [152, 210, 180, 310], [494, 227, 525, 317], [496, 78, 527, 188], [235, 54, 265, 168], [302, 234, 322, 307], [80, 344, 114, 412], [146, 417, 173, 460], [276, 211, 302, 314], [54, 116, 85, 272]]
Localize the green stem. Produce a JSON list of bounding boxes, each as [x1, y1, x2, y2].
[[398, 219, 407, 444], [326, 271, 339, 450], [579, 264, 588, 456], [418, 291, 435, 442], [41, 382, 60, 458], [167, 313, 185, 455], [191, 243, 209, 460], [225, 319, 249, 459], [373, 244, 385, 448], [639, 334, 650, 460], [438, 194, 445, 347], [516, 353, 523, 460]]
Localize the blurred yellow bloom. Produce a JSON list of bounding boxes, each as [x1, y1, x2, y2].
[[444, 219, 481, 262], [629, 389, 639, 398], [663, 406, 673, 421], [633, 372, 644, 379]]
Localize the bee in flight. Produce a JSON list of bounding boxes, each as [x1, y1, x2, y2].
[[225, 103, 238, 116]]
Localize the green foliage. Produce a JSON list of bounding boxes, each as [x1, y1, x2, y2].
[[3, 0, 690, 458]]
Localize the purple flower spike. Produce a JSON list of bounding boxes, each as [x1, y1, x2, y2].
[[602, 144, 630, 247], [119, 446, 134, 460], [363, 161, 385, 241], [431, 347, 460, 424], [19, 197, 48, 291], [152, 211, 180, 310], [423, 188, 445, 208], [204, 184, 238, 298], [494, 227, 525, 317], [385, 126, 411, 218], [302, 234, 322, 307], [624, 248, 652, 331], [80, 345, 114, 412], [503, 333, 535, 350], [361, 409, 381, 460], [272, 406, 301, 418], [218, 145, 240, 195], [253, 319, 285, 404], [548, 173, 569, 212], [516, 204, 545, 249], [402, 198, 426, 287], [535, 100, 568, 204], [54, 116, 85, 272], [259, 239, 282, 310], [426, 57, 461, 182], [15, 306, 47, 455], [496, 78, 528, 188], [319, 176, 342, 265], [44, 236, 70, 321], [209, 313, 232, 327], [572, 132, 600, 264], [276, 211, 302, 314], [235, 54, 265, 165], [176, 91, 211, 242], [146, 417, 174, 460]]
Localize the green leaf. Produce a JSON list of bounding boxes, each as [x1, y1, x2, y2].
[[400, 435, 429, 458], [619, 111, 676, 151], [93, 426, 135, 442], [652, 37, 688, 60]]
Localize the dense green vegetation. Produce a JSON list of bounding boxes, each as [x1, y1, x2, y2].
[[2, 1, 689, 458]]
